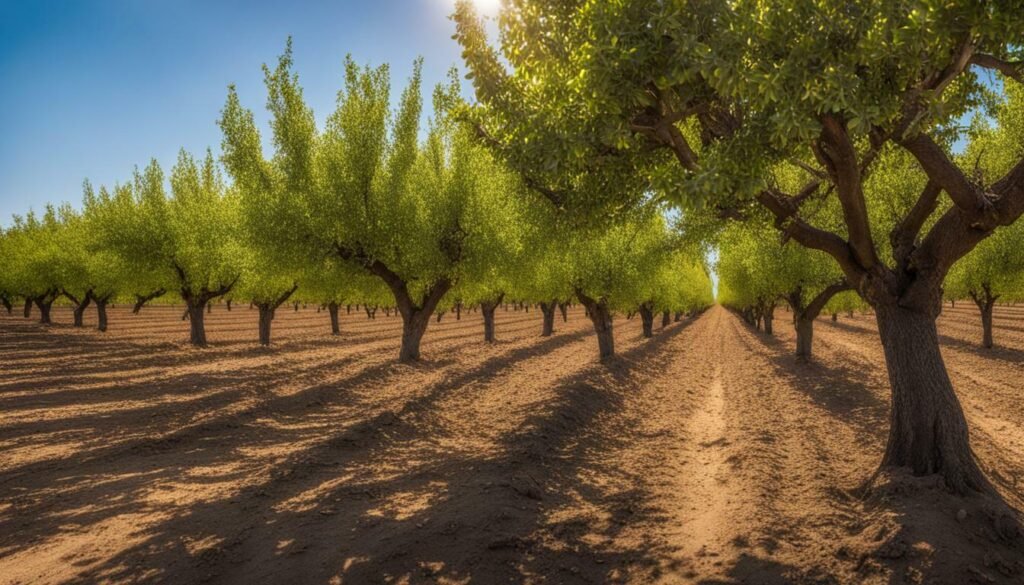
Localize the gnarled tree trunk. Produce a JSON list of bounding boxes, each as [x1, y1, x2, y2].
[[638, 302, 655, 338], [786, 282, 850, 360], [969, 285, 998, 349], [255, 284, 298, 346], [95, 293, 113, 332], [540, 300, 557, 337], [34, 291, 58, 325], [875, 304, 988, 494], [577, 290, 614, 359]]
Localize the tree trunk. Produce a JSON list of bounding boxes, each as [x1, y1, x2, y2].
[[559, 302, 568, 322], [795, 317, 813, 359], [831, 312, 838, 322], [762, 303, 775, 335], [875, 305, 988, 494], [96, 299, 110, 332], [187, 300, 208, 346], [971, 288, 997, 349], [481, 295, 503, 343], [328, 302, 341, 336], [207, 302, 212, 314], [456, 302, 462, 321], [540, 301, 557, 337], [661, 310, 671, 328], [35, 297, 54, 325], [577, 291, 614, 359], [0, 295, 11, 315], [638, 302, 654, 338], [226, 299, 232, 311], [674, 311, 682, 322], [69, 292, 92, 327], [981, 303, 994, 349], [258, 306, 274, 346], [400, 311, 432, 362], [23, 298, 33, 318]]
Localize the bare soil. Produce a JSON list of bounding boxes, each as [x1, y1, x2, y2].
[[1, 302, 1023, 584]]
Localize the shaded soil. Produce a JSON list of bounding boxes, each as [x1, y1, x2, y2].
[[1, 302, 1022, 584]]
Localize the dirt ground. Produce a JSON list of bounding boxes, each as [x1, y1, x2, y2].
[[1, 301, 1023, 584]]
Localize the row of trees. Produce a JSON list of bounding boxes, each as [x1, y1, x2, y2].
[[0, 44, 713, 363], [452, 0, 1024, 496]]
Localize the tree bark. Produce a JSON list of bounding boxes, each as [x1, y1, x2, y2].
[[258, 306, 274, 346], [65, 290, 93, 328], [795, 317, 814, 359], [481, 294, 503, 343], [638, 302, 655, 338], [762, 302, 775, 335], [187, 300, 208, 346], [23, 298, 32, 318], [970, 286, 997, 349], [661, 310, 671, 328], [577, 290, 614, 359], [0, 294, 11, 315], [96, 298, 110, 332], [559, 302, 569, 322], [786, 282, 850, 360], [35, 292, 57, 325], [875, 304, 988, 494], [328, 302, 341, 335], [674, 311, 682, 322], [540, 300, 557, 337]]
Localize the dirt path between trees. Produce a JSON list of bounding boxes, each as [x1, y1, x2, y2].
[[2, 304, 1024, 584]]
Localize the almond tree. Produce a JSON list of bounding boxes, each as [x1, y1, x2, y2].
[[97, 154, 241, 346], [454, 0, 1024, 495], [221, 44, 523, 362], [5, 208, 62, 324]]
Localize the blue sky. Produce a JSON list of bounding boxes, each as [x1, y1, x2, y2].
[[0, 0, 496, 226]]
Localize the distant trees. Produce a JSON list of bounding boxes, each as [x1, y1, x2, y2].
[[718, 220, 847, 359]]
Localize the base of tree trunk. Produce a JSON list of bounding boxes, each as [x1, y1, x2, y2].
[[540, 301, 556, 337], [875, 305, 990, 495], [188, 301, 208, 346], [96, 301, 109, 332], [328, 302, 341, 336]]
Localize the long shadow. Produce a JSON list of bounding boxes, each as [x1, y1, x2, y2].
[[743, 324, 889, 442], [56, 316, 700, 584], [0, 325, 595, 568]]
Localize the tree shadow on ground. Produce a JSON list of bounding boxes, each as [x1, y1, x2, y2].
[[44, 318, 708, 584]]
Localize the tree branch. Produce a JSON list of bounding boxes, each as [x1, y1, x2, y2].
[[970, 54, 1024, 84], [890, 180, 941, 266], [819, 114, 879, 269], [754, 190, 864, 283], [899, 132, 990, 216]]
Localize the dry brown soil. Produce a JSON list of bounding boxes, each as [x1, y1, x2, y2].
[[1, 301, 1023, 584]]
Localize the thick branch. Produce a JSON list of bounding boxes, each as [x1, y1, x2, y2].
[[970, 54, 1024, 84], [890, 180, 942, 266], [900, 133, 989, 216], [804, 281, 852, 321], [755, 190, 864, 283], [819, 115, 879, 269]]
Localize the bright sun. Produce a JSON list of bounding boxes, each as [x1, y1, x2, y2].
[[466, 0, 502, 16]]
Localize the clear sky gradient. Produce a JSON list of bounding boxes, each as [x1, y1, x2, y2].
[[0, 0, 496, 225]]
